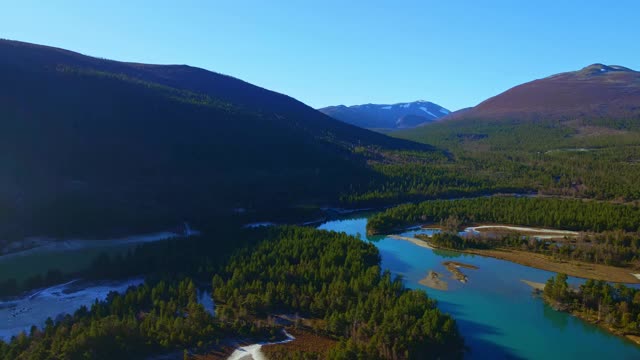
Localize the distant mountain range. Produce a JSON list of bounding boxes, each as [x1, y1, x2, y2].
[[0, 39, 428, 238], [443, 64, 640, 122], [319, 101, 451, 129]]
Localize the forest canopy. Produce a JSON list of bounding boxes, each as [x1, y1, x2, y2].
[[367, 197, 640, 235], [0, 227, 465, 360]]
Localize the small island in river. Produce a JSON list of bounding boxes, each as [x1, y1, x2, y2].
[[367, 197, 640, 284], [443, 261, 478, 283], [419, 261, 478, 291], [405, 227, 640, 284], [419, 270, 448, 291]]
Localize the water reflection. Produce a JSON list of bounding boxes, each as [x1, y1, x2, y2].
[[542, 302, 569, 330], [319, 215, 640, 359]]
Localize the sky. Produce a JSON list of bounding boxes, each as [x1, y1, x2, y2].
[[1, 0, 638, 111]]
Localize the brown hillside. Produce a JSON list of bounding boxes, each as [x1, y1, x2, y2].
[[445, 64, 640, 122]]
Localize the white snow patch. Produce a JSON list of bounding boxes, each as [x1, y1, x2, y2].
[[401, 103, 410, 108], [439, 108, 450, 114], [420, 106, 438, 118], [381, 106, 392, 110], [419, 107, 438, 117]]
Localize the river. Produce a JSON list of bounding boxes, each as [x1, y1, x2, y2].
[[0, 277, 144, 341], [3, 214, 640, 358], [0, 227, 199, 284], [318, 215, 640, 360]]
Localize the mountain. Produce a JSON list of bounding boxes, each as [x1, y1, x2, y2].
[[319, 101, 451, 129], [0, 39, 430, 239], [443, 64, 640, 122]]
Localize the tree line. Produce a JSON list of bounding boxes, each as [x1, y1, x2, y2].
[[421, 230, 640, 267], [0, 226, 465, 360], [213, 226, 464, 359], [367, 197, 640, 235]]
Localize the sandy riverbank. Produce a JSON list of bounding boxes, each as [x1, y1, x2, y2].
[[466, 225, 578, 240], [387, 235, 434, 249], [463, 248, 640, 283], [390, 227, 639, 283], [387, 235, 435, 250], [521, 279, 546, 292]]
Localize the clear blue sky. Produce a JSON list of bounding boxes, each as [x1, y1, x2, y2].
[[2, 0, 638, 111]]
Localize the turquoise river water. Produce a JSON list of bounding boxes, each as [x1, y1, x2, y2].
[[318, 215, 640, 360]]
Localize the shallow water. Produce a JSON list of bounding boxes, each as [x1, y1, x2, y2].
[[319, 216, 640, 360], [0, 278, 144, 341], [0, 280, 216, 341], [198, 289, 216, 316], [0, 230, 198, 283]]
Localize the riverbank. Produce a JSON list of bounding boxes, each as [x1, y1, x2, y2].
[[538, 292, 640, 347], [262, 328, 337, 359], [521, 279, 545, 292], [320, 215, 640, 358], [0, 231, 193, 261], [462, 247, 640, 283], [571, 309, 640, 347], [0, 277, 144, 341], [466, 225, 578, 240], [388, 235, 435, 249], [401, 229, 639, 284]]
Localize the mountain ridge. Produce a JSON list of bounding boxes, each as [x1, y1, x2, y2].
[[0, 39, 430, 149], [441, 63, 640, 123], [319, 100, 450, 129], [0, 39, 431, 239]]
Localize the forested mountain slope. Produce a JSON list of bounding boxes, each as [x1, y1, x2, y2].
[[390, 65, 640, 202], [0, 39, 431, 239]]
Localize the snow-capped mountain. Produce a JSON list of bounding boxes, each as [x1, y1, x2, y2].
[[319, 100, 450, 129]]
